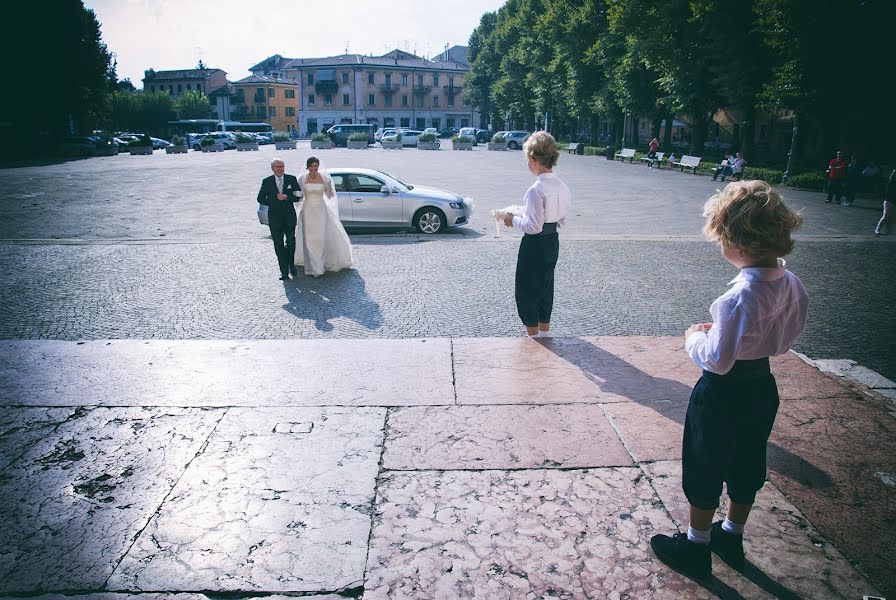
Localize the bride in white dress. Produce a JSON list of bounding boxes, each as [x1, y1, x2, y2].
[[293, 156, 353, 276]]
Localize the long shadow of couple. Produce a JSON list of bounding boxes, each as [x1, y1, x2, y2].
[[281, 268, 383, 332], [537, 336, 827, 600]]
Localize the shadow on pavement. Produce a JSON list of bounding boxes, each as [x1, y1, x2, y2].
[[539, 337, 833, 488], [281, 268, 383, 331]]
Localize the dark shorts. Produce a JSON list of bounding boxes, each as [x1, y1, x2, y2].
[[682, 358, 780, 510]]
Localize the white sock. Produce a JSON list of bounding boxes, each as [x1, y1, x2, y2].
[[687, 526, 711, 545], [722, 518, 744, 535]]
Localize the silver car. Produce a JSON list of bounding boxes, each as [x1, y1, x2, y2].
[[329, 168, 472, 233]]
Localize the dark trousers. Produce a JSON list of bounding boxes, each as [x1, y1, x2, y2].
[[515, 226, 559, 327], [269, 219, 296, 276], [682, 358, 780, 510], [827, 179, 844, 203]]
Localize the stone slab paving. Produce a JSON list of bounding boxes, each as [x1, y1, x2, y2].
[[383, 405, 633, 470], [644, 460, 878, 599], [0, 337, 891, 597], [0, 406, 224, 592], [108, 407, 385, 593], [364, 468, 703, 600], [0, 339, 454, 407]]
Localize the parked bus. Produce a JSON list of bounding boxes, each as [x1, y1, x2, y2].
[[167, 120, 274, 136], [217, 121, 273, 133]]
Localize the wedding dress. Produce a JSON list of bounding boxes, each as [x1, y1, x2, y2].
[[293, 177, 353, 276]]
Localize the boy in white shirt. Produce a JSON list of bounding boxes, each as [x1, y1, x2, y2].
[[651, 180, 809, 579]]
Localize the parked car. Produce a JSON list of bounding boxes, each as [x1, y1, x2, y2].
[[326, 168, 473, 233], [61, 136, 106, 156], [191, 132, 236, 150], [381, 130, 422, 147], [438, 127, 459, 138], [458, 127, 479, 146], [150, 137, 170, 150], [474, 129, 494, 143], [503, 130, 530, 150], [422, 127, 439, 137], [493, 131, 508, 141], [254, 132, 274, 144], [327, 124, 375, 147]]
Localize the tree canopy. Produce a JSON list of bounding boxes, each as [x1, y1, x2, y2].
[[466, 0, 896, 161]]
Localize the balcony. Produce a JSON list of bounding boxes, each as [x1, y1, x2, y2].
[[315, 80, 339, 95], [413, 86, 432, 95], [380, 84, 400, 95], [443, 85, 463, 96]]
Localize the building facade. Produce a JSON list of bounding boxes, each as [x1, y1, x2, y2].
[[142, 68, 228, 98], [249, 48, 477, 135], [230, 75, 299, 132]]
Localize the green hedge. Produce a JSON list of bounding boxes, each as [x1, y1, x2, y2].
[[742, 167, 784, 183], [584, 146, 607, 155], [783, 172, 826, 191]]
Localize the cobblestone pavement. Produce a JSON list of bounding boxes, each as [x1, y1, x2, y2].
[[1, 144, 894, 379]]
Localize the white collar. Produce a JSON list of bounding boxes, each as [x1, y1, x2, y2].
[[728, 258, 786, 285], [537, 172, 557, 180]]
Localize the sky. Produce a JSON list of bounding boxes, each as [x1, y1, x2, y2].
[[84, 0, 508, 88]]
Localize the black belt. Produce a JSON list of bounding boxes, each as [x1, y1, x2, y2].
[[525, 222, 558, 236], [702, 357, 771, 381]]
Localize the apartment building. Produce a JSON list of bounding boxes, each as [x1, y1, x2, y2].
[[229, 75, 299, 132], [249, 47, 477, 134], [142, 67, 228, 98]]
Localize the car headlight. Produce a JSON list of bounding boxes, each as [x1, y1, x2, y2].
[[449, 201, 464, 209]]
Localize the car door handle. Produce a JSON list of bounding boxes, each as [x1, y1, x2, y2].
[[353, 199, 364, 203]]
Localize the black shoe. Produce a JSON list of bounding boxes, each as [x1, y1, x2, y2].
[[651, 532, 711, 579], [279, 272, 290, 281], [710, 521, 745, 568], [289, 265, 298, 277]]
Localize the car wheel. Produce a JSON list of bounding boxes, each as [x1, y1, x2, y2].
[[193, 144, 201, 151], [508, 141, 519, 150], [414, 208, 446, 234]]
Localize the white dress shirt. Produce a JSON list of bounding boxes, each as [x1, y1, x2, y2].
[[275, 176, 283, 193], [512, 172, 571, 235], [685, 259, 809, 375]]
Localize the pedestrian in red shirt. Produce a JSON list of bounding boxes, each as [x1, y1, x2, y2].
[[826, 150, 847, 204]]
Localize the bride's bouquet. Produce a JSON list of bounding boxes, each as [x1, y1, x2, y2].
[[490, 205, 524, 237]]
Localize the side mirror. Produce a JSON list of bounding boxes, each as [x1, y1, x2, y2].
[[381, 185, 391, 194]]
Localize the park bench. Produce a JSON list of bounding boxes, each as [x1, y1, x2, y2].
[[567, 143, 581, 154], [614, 148, 636, 163], [673, 155, 702, 174], [640, 151, 666, 168]]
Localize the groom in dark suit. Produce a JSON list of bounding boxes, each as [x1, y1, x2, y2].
[[258, 158, 301, 280]]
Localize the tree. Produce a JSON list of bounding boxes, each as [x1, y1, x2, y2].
[[176, 90, 213, 119], [3, 1, 115, 138], [135, 92, 177, 133]]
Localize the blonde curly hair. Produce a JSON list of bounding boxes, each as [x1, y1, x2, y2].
[[523, 131, 560, 169], [702, 180, 803, 258]]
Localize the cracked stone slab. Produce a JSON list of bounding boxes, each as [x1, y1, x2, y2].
[[364, 468, 717, 599], [383, 405, 633, 470], [109, 407, 386, 593], [0, 339, 453, 407], [0, 596, 347, 600], [643, 460, 882, 598], [601, 400, 687, 462], [453, 337, 696, 406], [0, 407, 81, 471], [0, 407, 222, 592]]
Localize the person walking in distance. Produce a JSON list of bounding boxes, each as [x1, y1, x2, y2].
[[875, 169, 895, 236], [651, 180, 809, 579]]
